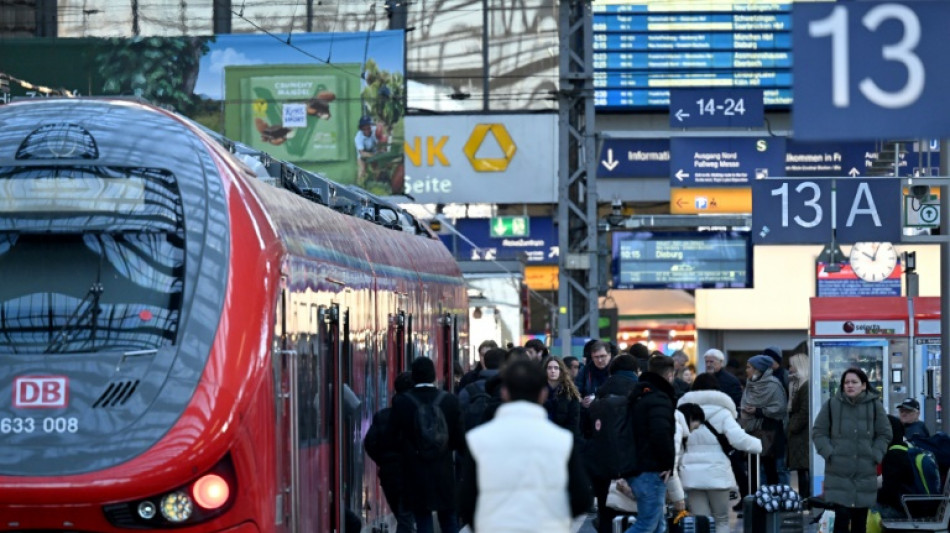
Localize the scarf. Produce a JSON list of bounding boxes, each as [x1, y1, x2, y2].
[[740, 367, 787, 432]]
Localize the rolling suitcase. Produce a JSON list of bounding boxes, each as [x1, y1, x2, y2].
[[612, 514, 635, 533], [742, 453, 767, 533], [670, 514, 712, 533]]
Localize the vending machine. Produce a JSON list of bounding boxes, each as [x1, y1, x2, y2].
[[808, 297, 913, 496], [911, 297, 942, 426]]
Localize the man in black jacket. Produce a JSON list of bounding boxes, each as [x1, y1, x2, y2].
[[623, 355, 676, 533], [363, 372, 415, 533], [588, 354, 640, 533], [386, 357, 465, 533]]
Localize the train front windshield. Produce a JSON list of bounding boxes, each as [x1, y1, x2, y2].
[[0, 166, 185, 354]]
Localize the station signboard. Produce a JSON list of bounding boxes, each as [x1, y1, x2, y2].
[[670, 137, 786, 187]]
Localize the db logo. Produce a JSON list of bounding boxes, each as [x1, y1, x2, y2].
[[13, 376, 68, 408]]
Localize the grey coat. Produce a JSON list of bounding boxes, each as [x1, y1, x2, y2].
[[812, 390, 892, 508]]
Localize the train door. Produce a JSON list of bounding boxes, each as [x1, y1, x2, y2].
[[274, 286, 300, 531], [439, 310, 458, 388], [325, 303, 361, 533]]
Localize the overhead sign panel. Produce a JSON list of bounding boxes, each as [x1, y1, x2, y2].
[[793, 1, 950, 140], [670, 187, 751, 215], [785, 141, 875, 178], [593, 1, 794, 110], [670, 137, 786, 187], [439, 216, 558, 264], [598, 139, 670, 178], [751, 178, 902, 244], [670, 88, 764, 128], [611, 230, 752, 289]]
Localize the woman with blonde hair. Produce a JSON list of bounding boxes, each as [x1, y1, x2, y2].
[[786, 353, 811, 498], [541, 356, 581, 438]]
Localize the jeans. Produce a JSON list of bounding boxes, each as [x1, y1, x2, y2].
[[624, 472, 667, 533], [413, 510, 458, 533], [776, 454, 791, 485]]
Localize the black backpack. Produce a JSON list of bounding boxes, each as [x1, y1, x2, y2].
[[461, 381, 493, 431], [583, 391, 640, 479], [406, 390, 450, 459]]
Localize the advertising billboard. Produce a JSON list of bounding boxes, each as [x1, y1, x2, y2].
[[1, 31, 405, 196], [403, 114, 558, 203]]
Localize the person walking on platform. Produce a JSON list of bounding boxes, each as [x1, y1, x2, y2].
[[678, 373, 762, 533], [622, 355, 677, 533], [387, 357, 466, 533], [459, 359, 592, 533], [786, 353, 811, 498], [812, 367, 891, 533], [363, 372, 416, 533]]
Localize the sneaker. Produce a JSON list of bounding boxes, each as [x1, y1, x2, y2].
[[729, 490, 739, 501], [732, 501, 743, 512]]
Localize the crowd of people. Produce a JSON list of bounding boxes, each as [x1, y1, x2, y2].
[[362, 339, 944, 533]]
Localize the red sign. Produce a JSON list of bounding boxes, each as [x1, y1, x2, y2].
[[13, 376, 69, 408]]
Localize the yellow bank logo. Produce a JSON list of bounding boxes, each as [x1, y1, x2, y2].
[[405, 123, 517, 172]]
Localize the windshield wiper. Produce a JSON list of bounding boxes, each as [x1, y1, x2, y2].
[[45, 282, 103, 353]]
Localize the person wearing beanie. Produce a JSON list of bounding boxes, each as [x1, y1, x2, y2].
[[739, 354, 787, 487]]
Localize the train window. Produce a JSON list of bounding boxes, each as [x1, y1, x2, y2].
[[0, 167, 185, 354]]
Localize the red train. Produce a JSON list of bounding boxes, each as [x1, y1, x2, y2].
[[0, 98, 467, 532]]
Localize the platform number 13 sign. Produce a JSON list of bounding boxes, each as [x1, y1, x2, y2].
[[792, 1, 950, 141]]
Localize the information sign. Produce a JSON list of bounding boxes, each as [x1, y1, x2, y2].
[[670, 137, 786, 187], [593, 0, 794, 110], [751, 178, 902, 244], [793, 1, 950, 140], [439, 217, 557, 264], [670, 88, 764, 128], [611, 231, 752, 289], [598, 139, 670, 178], [785, 141, 876, 178]]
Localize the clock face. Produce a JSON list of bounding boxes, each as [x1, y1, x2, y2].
[[849, 242, 898, 282]]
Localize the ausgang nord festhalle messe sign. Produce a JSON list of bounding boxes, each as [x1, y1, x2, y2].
[[793, 1, 950, 140]]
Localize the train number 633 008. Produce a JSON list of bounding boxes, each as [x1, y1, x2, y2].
[[0, 417, 79, 434]]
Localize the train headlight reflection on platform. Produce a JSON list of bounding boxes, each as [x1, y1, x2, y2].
[[137, 501, 157, 520], [160, 491, 193, 523], [193, 474, 230, 509]]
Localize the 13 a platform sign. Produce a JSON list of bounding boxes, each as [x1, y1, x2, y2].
[[752, 178, 901, 244]]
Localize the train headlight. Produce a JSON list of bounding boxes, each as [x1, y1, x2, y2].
[[193, 474, 230, 510], [137, 501, 157, 520], [160, 491, 194, 523]]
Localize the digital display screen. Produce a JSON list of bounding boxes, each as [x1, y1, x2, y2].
[[611, 230, 752, 289], [592, 1, 803, 109]]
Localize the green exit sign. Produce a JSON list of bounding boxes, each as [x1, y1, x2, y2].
[[490, 216, 530, 238]]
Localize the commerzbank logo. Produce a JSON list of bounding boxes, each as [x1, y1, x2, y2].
[[463, 124, 517, 172], [405, 123, 517, 172]]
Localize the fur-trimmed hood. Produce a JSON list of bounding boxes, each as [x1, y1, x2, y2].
[[678, 389, 737, 418]]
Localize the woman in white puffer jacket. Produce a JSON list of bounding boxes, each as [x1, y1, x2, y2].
[[678, 373, 762, 533]]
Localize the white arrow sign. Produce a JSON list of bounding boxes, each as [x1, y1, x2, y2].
[[849, 167, 860, 177], [674, 169, 689, 181], [601, 149, 619, 171], [675, 108, 691, 122]]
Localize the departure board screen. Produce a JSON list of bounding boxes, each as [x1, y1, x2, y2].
[[592, 1, 813, 109], [611, 230, 752, 289]]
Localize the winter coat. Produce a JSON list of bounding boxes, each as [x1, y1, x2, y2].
[[812, 390, 892, 508], [666, 409, 690, 503], [576, 362, 610, 399], [459, 401, 592, 533], [386, 385, 466, 513], [678, 389, 762, 491], [714, 369, 743, 410], [739, 368, 787, 457], [544, 384, 581, 438], [786, 380, 810, 471], [630, 372, 676, 474]]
